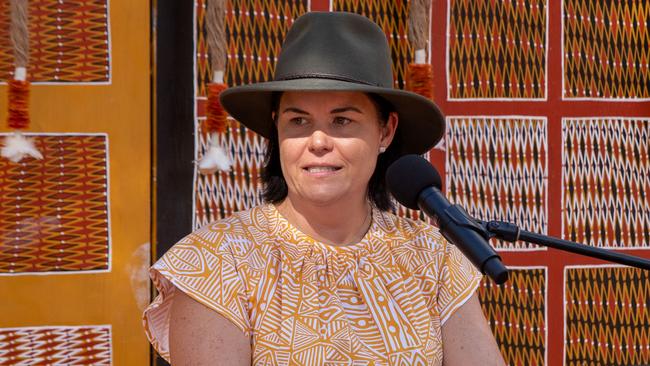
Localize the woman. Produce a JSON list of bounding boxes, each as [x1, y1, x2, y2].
[[144, 11, 506, 365]]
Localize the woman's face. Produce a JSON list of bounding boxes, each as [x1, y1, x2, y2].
[[276, 91, 397, 207]]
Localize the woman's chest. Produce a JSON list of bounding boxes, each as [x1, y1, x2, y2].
[[243, 259, 444, 365]]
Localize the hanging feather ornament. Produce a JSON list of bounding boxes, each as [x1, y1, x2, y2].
[[2, 0, 41, 163], [406, 0, 434, 101], [198, 0, 232, 174]]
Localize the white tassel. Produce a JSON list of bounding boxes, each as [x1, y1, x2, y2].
[[1, 132, 43, 163], [414, 49, 427, 64], [198, 132, 232, 174]]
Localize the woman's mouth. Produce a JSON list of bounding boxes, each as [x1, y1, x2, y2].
[[305, 166, 340, 173], [303, 165, 343, 175]]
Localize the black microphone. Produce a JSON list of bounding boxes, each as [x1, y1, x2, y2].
[[386, 154, 509, 284]]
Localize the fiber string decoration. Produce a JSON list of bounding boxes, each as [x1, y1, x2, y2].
[[2, 0, 42, 163], [406, 0, 434, 110], [198, 0, 232, 174]]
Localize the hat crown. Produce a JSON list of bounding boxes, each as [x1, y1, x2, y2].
[[274, 12, 394, 88]]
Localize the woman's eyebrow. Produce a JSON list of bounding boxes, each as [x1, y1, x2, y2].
[[281, 107, 309, 114], [330, 106, 362, 114]]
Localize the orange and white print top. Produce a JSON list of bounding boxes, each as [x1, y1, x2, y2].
[[143, 204, 481, 365]]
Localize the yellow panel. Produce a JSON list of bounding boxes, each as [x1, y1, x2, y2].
[[0, 0, 150, 364]]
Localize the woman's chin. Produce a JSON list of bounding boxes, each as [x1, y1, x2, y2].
[[293, 189, 352, 207]]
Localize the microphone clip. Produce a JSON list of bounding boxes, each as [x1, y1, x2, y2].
[[484, 221, 521, 243], [444, 208, 522, 245], [442, 205, 492, 241]]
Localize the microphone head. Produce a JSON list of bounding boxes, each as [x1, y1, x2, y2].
[[386, 154, 442, 210]]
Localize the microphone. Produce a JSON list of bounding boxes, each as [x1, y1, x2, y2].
[[386, 155, 509, 284]]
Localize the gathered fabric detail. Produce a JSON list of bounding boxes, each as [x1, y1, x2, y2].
[[143, 204, 481, 365]]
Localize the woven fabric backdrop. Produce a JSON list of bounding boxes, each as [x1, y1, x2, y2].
[[0, 1, 150, 365], [193, 1, 650, 365], [0, 325, 112, 364], [0, 134, 110, 274], [0, 0, 110, 83]]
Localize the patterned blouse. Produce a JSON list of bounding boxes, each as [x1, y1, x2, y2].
[[143, 204, 481, 365]]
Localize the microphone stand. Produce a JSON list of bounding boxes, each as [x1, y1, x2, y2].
[[477, 220, 650, 271]]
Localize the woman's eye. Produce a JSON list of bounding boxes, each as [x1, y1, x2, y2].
[[290, 117, 308, 125], [333, 116, 352, 125]]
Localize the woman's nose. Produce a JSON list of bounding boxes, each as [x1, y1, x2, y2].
[[307, 129, 333, 154]]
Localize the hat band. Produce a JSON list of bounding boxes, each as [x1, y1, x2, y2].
[[275, 72, 384, 87]]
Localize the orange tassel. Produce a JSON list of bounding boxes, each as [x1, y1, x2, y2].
[[406, 63, 434, 101], [206, 83, 228, 133], [7, 79, 30, 129]]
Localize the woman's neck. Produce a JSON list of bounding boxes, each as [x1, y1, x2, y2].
[[276, 196, 372, 247]]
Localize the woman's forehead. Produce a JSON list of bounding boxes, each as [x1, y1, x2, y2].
[[279, 91, 373, 109]]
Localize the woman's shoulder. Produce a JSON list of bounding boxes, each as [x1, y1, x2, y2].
[[374, 210, 482, 296], [369, 210, 461, 287], [177, 204, 275, 253], [197, 204, 273, 233], [153, 204, 276, 282], [374, 209, 447, 251]]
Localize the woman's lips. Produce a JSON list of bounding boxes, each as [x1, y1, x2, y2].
[[304, 166, 340, 173], [302, 165, 342, 176]]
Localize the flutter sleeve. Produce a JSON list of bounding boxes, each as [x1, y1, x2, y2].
[[436, 241, 483, 324], [142, 225, 251, 362]]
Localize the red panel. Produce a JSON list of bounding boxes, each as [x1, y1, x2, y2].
[[430, 0, 650, 364]]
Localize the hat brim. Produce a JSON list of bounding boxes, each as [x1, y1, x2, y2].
[[219, 78, 445, 155]]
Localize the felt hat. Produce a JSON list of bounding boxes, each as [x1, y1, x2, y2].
[[220, 11, 445, 154]]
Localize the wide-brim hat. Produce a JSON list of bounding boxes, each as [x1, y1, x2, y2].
[[220, 11, 445, 155]]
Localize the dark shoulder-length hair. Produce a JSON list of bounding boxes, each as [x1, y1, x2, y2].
[[260, 92, 402, 211]]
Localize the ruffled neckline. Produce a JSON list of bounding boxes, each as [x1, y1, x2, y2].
[[268, 203, 386, 254]]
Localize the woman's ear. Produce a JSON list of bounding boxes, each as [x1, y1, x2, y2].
[[380, 112, 399, 147]]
